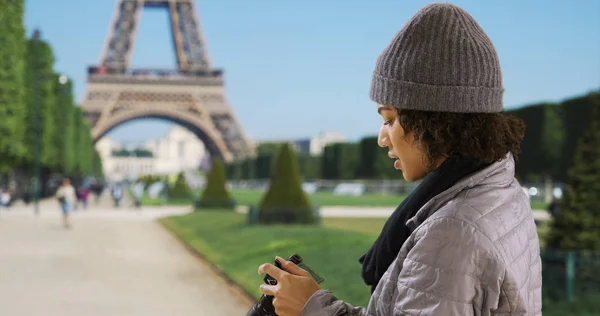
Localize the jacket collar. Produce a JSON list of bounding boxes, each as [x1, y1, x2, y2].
[[406, 153, 516, 231]]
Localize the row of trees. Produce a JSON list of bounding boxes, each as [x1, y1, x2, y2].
[[197, 146, 317, 225], [226, 91, 600, 183], [0, 0, 102, 194], [221, 109, 600, 248], [226, 136, 396, 181], [112, 148, 154, 158], [510, 91, 600, 182], [547, 103, 600, 250], [226, 104, 600, 250]]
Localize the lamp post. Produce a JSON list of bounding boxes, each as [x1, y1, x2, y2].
[[32, 29, 42, 216]]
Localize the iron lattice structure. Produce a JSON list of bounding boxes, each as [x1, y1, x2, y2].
[[81, 0, 254, 163]]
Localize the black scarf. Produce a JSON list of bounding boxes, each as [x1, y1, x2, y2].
[[359, 155, 488, 293]]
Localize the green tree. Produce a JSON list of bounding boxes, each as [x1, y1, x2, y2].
[[139, 175, 163, 189], [254, 154, 273, 179], [68, 107, 97, 177], [256, 143, 316, 224], [509, 92, 599, 182], [355, 137, 378, 179], [321, 144, 337, 179], [0, 0, 27, 172], [132, 148, 153, 157], [92, 149, 103, 178], [241, 158, 255, 180], [546, 104, 600, 250], [556, 92, 599, 181], [52, 74, 75, 175], [70, 107, 83, 175], [541, 104, 565, 179], [510, 104, 546, 182], [297, 153, 321, 180], [169, 172, 191, 199], [198, 157, 235, 209], [80, 123, 95, 176], [23, 38, 58, 170], [256, 142, 282, 156], [65, 105, 77, 175], [226, 161, 243, 180], [321, 143, 358, 180]]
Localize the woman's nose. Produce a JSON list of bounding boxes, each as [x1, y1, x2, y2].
[[378, 128, 389, 148]]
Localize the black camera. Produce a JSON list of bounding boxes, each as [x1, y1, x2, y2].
[[246, 254, 324, 316]]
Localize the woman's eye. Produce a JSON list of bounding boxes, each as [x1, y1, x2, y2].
[[383, 120, 393, 126]]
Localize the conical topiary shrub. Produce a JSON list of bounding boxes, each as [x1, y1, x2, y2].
[[196, 157, 235, 210], [253, 143, 317, 225], [546, 103, 600, 251], [168, 172, 191, 199]]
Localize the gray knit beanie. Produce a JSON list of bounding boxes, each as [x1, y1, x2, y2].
[[370, 2, 504, 113]]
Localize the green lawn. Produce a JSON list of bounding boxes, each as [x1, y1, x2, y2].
[[146, 189, 551, 210], [160, 211, 377, 307], [323, 217, 386, 236], [160, 211, 595, 315], [146, 189, 408, 208], [141, 195, 190, 206], [530, 199, 550, 210]]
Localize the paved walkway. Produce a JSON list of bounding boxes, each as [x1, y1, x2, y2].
[[0, 203, 252, 316]]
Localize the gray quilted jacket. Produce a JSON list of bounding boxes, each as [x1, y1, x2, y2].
[[302, 154, 542, 315]]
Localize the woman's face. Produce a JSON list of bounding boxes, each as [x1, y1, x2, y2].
[[377, 105, 431, 182]]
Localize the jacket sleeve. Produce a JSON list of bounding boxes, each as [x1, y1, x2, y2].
[[391, 217, 501, 315], [301, 290, 367, 316], [301, 217, 501, 316]]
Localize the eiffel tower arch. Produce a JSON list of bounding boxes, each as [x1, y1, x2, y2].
[[82, 0, 254, 163]]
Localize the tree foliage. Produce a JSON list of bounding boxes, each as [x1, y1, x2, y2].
[[0, 0, 27, 172], [321, 143, 358, 180], [168, 172, 191, 199], [297, 153, 321, 180], [23, 38, 58, 169], [546, 104, 600, 251], [198, 157, 235, 209], [53, 74, 74, 174], [355, 136, 398, 179], [257, 143, 316, 224], [0, 12, 104, 188], [112, 148, 154, 157], [511, 92, 599, 182]]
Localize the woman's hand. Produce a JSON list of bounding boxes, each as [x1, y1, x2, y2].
[[258, 256, 321, 316]]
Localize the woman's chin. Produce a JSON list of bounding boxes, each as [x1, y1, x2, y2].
[[402, 169, 429, 182]]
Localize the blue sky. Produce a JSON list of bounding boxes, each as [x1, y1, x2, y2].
[[25, 0, 600, 144]]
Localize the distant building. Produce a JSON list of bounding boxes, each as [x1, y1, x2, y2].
[[255, 131, 346, 156], [291, 131, 346, 155], [143, 126, 207, 174], [96, 126, 207, 181], [293, 139, 312, 154]]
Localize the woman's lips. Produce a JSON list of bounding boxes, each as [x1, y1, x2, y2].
[[389, 151, 401, 170]]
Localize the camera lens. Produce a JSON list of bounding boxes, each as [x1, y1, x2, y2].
[[246, 295, 276, 316]]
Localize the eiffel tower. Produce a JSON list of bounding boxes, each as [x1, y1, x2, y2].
[[81, 0, 254, 163]]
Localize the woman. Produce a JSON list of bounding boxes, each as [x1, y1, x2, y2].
[[258, 3, 542, 315]]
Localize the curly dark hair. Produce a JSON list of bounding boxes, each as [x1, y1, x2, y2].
[[397, 110, 526, 170]]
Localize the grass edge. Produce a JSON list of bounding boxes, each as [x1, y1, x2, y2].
[[157, 216, 259, 308]]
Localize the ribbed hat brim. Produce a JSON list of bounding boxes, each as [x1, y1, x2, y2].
[[370, 73, 504, 113]]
